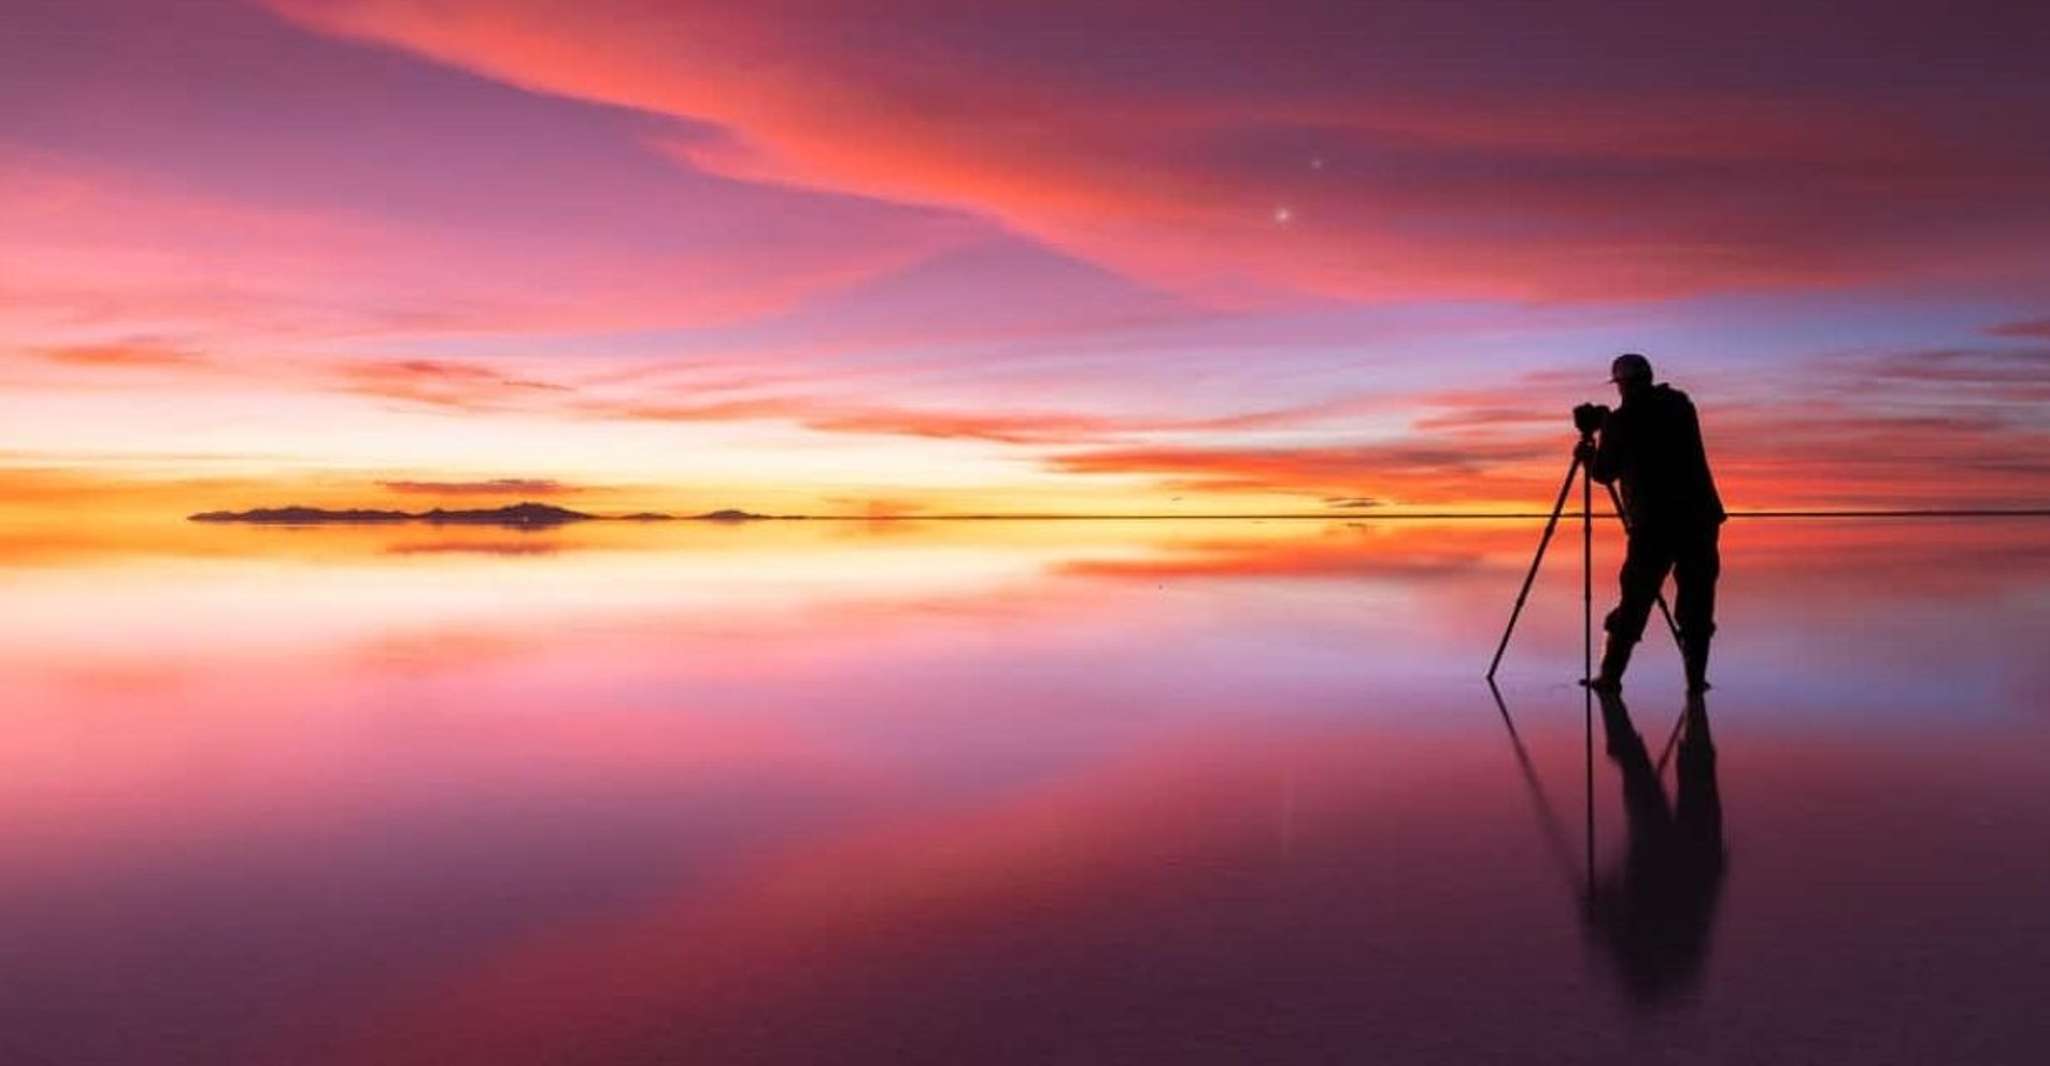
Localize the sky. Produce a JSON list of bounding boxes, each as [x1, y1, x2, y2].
[[4, 0, 2049, 519]]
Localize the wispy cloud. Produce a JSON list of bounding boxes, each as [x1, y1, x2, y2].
[[337, 359, 573, 412], [378, 478, 581, 496], [32, 342, 209, 369], [1986, 318, 2050, 339], [1052, 440, 1557, 504], [1811, 345, 2050, 404]]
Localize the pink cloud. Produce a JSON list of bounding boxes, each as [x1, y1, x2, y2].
[[0, 142, 971, 343], [1987, 318, 2050, 339], [312, 356, 1388, 446], [265, 0, 2050, 303]]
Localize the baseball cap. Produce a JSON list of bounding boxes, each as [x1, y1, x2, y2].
[[1608, 352, 1653, 384]]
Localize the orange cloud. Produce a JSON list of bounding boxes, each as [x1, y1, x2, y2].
[[1053, 439, 1557, 506], [30, 342, 209, 369], [801, 407, 1146, 446], [377, 478, 580, 496], [337, 358, 572, 412]]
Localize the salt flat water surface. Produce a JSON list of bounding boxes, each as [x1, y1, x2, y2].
[[3, 517, 2047, 1065]]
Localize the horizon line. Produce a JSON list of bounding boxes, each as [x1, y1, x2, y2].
[[188, 505, 2050, 523], [804, 508, 2050, 520]]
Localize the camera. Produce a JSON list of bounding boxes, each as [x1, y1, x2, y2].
[[1572, 402, 1610, 435]]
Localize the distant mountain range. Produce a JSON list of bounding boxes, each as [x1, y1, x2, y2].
[[188, 502, 782, 526]]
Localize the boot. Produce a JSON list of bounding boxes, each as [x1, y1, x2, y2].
[[1682, 632, 1713, 693], [1583, 635, 1634, 693]]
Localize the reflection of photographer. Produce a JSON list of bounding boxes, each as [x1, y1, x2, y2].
[[1577, 354, 1725, 692], [1585, 690, 1726, 1004]]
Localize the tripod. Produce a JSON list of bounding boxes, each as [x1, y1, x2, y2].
[[1485, 433, 1681, 682]]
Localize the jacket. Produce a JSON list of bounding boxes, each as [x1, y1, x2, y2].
[[1590, 384, 1726, 531]]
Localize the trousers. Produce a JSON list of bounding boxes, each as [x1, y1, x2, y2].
[[1604, 524, 1720, 645]]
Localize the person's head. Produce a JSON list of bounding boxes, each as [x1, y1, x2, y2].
[[1609, 353, 1654, 400]]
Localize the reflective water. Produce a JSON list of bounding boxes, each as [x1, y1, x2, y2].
[[3, 518, 2047, 1064]]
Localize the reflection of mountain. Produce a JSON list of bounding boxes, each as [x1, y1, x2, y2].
[[190, 502, 795, 526], [419, 503, 593, 525], [192, 502, 596, 526], [382, 541, 565, 557], [189, 506, 413, 524]]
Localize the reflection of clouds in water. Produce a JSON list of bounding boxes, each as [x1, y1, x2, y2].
[[1, 520, 2048, 1064], [309, 727, 1571, 1066], [383, 539, 566, 556], [7, 518, 2049, 717]]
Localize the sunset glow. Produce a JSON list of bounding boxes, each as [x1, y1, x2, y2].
[[5, 0, 2048, 523], [11, 8, 2050, 1062]]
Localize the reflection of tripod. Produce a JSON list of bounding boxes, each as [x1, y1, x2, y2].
[[1485, 433, 1681, 682]]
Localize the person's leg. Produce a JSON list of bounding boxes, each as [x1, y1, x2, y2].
[[1674, 694, 1722, 852], [1597, 691, 1675, 842], [1672, 526, 1721, 691], [1592, 532, 1675, 689]]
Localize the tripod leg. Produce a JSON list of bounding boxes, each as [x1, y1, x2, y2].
[[1603, 481, 1683, 649], [1489, 680, 1586, 896], [1486, 455, 1581, 680], [1583, 453, 1592, 686], [1583, 459, 1594, 888]]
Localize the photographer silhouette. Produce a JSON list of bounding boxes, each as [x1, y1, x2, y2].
[[1579, 354, 1725, 692]]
